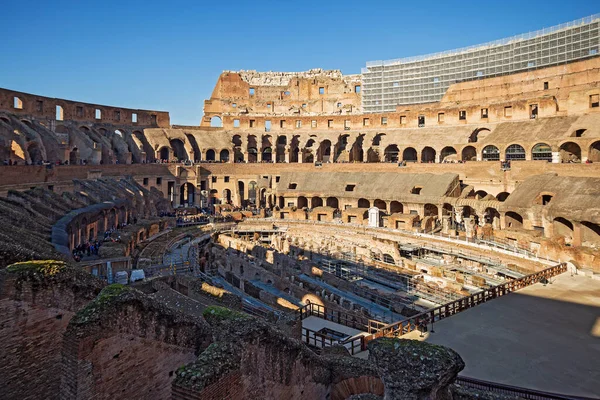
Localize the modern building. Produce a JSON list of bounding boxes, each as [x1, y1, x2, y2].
[[362, 14, 600, 112]]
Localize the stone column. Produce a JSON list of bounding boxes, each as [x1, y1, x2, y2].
[[573, 222, 582, 247], [285, 146, 290, 163]]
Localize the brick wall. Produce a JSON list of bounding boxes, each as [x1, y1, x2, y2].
[[0, 270, 103, 400], [172, 372, 245, 400]]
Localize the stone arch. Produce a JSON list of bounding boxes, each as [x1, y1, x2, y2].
[[390, 201, 403, 214], [366, 148, 379, 163], [247, 135, 258, 163], [581, 221, 600, 246], [219, 149, 230, 163], [496, 192, 510, 202], [532, 143, 552, 161], [482, 145, 500, 161], [276, 135, 287, 163], [358, 198, 370, 208], [475, 190, 488, 199], [505, 144, 526, 161], [373, 199, 387, 212], [133, 131, 155, 162], [421, 147, 436, 163], [180, 183, 195, 206], [311, 197, 323, 208], [484, 207, 500, 224], [372, 133, 386, 146], [505, 211, 523, 229], [424, 203, 438, 217], [559, 142, 581, 163], [210, 116, 223, 128], [248, 181, 257, 204], [205, 149, 216, 161], [382, 253, 395, 264], [553, 217, 574, 243], [588, 141, 600, 162], [298, 196, 308, 209], [158, 146, 169, 161], [262, 147, 272, 162], [440, 146, 457, 162], [318, 139, 332, 162], [384, 144, 399, 162], [169, 139, 188, 161], [349, 134, 364, 162], [27, 142, 43, 164], [326, 197, 339, 209], [461, 146, 477, 162], [186, 134, 201, 162], [402, 147, 417, 162], [468, 128, 490, 143]]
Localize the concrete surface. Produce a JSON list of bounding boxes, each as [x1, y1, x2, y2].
[[403, 274, 600, 398]]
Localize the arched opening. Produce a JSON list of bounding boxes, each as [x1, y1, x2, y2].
[[461, 146, 477, 161], [468, 128, 490, 143], [553, 217, 574, 243], [588, 141, 600, 162], [532, 143, 552, 161], [402, 147, 417, 162], [304, 152, 314, 163], [374, 199, 387, 212], [484, 207, 500, 224], [496, 192, 510, 202], [180, 183, 195, 206], [326, 197, 339, 209], [318, 140, 332, 162], [311, 197, 323, 208], [205, 149, 216, 161], [581, 221, 600, 247], [210, 116, 223, 128], [384, 145, 399, 162], [475, 190, 488, 199], [298, 196, 308, 209], [262, 147, 272, 162], [366, 148, 380, 163], [222, 189, 232, 204], [440, 146, 457, 163], [390, 201, 403, 214], [186, 134, 202, 162], [169, 139, 187, 161], [358, 198, 370, 208], [372, 133, 386, 146], [424, 203, 438, 217], [276, 135, 287, 163], [248, 181, 257, 205], [114, 129, 124, 138], [350, 135, 364, 162], [505, 144, 526, 161], [505, 211, 523, 229], [247, 147, 258, 163], [559, 142, 581, 163], [219, 149, 230, 162], [482, 145, 500, 161], [382, 254, 395, 264], [27, 142, 43, 164], [421, 147, 436, 163]]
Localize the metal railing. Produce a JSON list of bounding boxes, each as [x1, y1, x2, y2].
[[455, 376, 598, 400], [296, 303, 387, 334], [368, 263, 566, 341]]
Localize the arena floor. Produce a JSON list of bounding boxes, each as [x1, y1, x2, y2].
[[403, 273, 600, 398]]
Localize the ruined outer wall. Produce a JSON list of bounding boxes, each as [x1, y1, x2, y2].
[[0, 263, 104, 400], [0, 87, 170, 127], [201, 69, 362, 126]]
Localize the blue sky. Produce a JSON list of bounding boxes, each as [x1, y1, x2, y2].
[[1, 1, 597, 125]]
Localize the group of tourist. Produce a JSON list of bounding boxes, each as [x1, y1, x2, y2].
[[72, 227, 125, 262]]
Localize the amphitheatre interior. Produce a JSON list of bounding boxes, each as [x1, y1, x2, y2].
[[1, 14, 600, 400]]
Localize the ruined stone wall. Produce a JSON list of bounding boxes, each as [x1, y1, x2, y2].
[[201, 69, 362, 126], [0, 87, 170, 127], [0, 262, 104, 400], [60, 286, 211, 400]]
